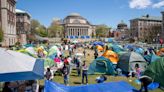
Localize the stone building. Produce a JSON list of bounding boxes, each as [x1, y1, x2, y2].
[[1, 0, 17, 47], [130, 15, 162, 42], [114, 20, 129, 40], [16, 9, 31, 45], [63, 13, 96, 38], [161, 11, 164, 40]]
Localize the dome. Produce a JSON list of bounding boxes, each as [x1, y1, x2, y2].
[[69, 13, 80, 16], [118, 20, 127, 26], [64, 13, 90, 24]]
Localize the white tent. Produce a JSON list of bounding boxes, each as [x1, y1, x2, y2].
[[0, 48, 44, 82]]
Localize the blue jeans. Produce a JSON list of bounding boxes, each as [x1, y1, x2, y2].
[[82, 70, 88, 84], [64, 75, 69, 85]]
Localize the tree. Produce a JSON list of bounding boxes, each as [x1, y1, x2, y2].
[[48, 25, 64, 38], [96, 25, 110, 37], [35, 25, 48, 37], [0, 28, 4, 42], [31, 19, 40, 34]]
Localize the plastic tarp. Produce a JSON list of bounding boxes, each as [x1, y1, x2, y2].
[[0, 48, 44, 82], [44, 80, 136, 92], [144, 57, 164, 87], [88, 56, 115, 75]]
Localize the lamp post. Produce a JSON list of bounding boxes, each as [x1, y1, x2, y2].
[[157, 33, 160, 49]]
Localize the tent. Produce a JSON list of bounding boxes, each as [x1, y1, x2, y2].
[[88, 56, 115, 75], [102, 50, 119, 64], [44, 80, 136, 92], [117, 52, 148, 73], [96, 45, 104, 51], [156, 48, 164, 56], [0, 48, 44, 82], [107, 43, 124, 53], [93, 41, 104, 46], [144, 54, 161, 63], [144, 57, 164, 87]]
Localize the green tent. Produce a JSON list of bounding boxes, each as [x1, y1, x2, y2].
[[144, 57, 164, 87], [88, 56, 115, 75], [117, 52, 148, 73]]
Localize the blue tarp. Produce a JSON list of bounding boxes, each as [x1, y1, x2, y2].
[[44, 80, 136, 92]]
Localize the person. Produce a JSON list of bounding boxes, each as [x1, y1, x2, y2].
[[83, 49, 86, 57], [76, 57, 81, 76], [94, 51, 98, 59], [25, 81, 33, 92], [139, 75, 153, 92], [62, 63, 69, 86], [45, 68, 52, 80], [82, 61, 88, 85], [135, 64, 141, 78], [2, 82, 12, 92], [96, 74, 107, 83]]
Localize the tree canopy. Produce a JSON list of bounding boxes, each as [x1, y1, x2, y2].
[[96, 25, 111, 37]]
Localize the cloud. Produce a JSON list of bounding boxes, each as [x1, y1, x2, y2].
[[129, 0, 152, 9], [152, 0, 164, 8]]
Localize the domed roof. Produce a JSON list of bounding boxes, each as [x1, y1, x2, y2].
[[64, 13, 90, 24], [69, 13, 80, 16], [64, 13, 85, 20], [118, 20, 127, 26]]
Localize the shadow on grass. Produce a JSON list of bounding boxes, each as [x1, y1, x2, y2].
[[73, 82, 81, 84]]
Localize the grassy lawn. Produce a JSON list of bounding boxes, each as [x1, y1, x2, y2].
[[39, 47, 163, 92]]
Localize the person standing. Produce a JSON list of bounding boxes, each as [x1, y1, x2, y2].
[[135, 64, 141, 78], [62, 63, 69, 86], [83, 49, 86, 58], [76, 57, 81, 76], [45, 68, 52, 80], [2, 82, 12, 92], [94, 51, 98, 59], [82, 61, 88, 85]]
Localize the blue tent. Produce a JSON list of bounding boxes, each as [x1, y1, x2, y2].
[[135, 48, 144, 54], [93, 41, 104, 46], [144, 54, 161, 63], [44, 80, 136, 92], [0, 48, 44, 82]]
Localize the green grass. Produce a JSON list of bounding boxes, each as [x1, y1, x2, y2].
[[39, 47, 163, 92], [39, 69, 163, 92]]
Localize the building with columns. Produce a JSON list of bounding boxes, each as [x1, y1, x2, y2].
[[16, 9, 31, 45], [1, 0, 17, 47], [63, 13, 96, 38]]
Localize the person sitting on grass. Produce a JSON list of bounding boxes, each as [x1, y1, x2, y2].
[[96, 74, 107, 83]]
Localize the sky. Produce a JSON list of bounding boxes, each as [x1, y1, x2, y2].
[[16, 0, 164, 28]]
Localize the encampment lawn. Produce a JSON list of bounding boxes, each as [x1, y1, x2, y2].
[[39, 47, 163, 92]]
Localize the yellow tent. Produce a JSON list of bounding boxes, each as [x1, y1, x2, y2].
[[102, 50, 119, 64], [96, 45, 104, 51]]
